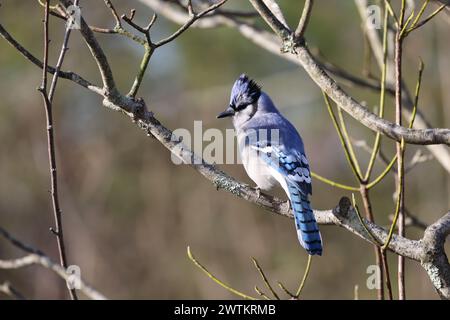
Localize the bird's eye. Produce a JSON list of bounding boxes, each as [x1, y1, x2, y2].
[[235, 103, 248, 111]]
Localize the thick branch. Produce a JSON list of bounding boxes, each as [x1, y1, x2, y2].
[[284, 49, 449, 144], [421, 212, 450, 299]]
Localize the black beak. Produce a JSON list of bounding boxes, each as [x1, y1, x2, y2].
[[217, 105, 235, 119]]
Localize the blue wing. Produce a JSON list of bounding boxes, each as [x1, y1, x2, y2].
[[252, 142, 322, 255]]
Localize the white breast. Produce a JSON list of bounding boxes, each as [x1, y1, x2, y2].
[[240, 145, 275, 190]]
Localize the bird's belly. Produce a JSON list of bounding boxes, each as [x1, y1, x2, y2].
[[241, 148, 278, 191]]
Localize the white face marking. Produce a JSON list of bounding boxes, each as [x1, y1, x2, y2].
[[232, 104, 257, 128]]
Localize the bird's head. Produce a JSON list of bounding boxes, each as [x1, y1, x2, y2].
[[217, 74, 262, 120]]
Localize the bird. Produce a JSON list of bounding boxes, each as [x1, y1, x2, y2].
[[217, 74, 322, 255]]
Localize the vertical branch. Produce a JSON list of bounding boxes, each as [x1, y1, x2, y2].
[[395, 0, 407, 300], [365, 6, 389, 181], [360, 186, 393, 300], [294, 0, 314, 42], [325, 90, 391, 299], [295, 254, 312, 299], [337, 107, 363, 179], [361, 6, 393, 300], [37, 0, 77, 300], [252, 258, 280, 300], [323, 93, 363, 182], [48, 0, 80, 102]]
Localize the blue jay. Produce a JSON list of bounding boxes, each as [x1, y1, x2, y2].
[[217, 74, 322, 255]]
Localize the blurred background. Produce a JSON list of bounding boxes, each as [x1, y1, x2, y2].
[[0, 0, 449, 299]]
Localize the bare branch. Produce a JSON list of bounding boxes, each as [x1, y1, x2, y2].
[[155, 0, 228, 47], [38, 0, 77, 300], [145, 1, 450, 146], [3, 0, 449, 299], [0, 24, 102, 94], [59, 0, 117, 95], [103, 0, 122, 28], [53, 0, 450, 298], [355, 0, 450, 174], [138, 0, 230, 28], [49, 0, 79, 101], [422, 212, 450, 299], [248, 0, 291, 40], [294, 0, 314, 42], [261, 0, 289, 28], [0, 227, 106, 300], [0, 282, 26, 300]]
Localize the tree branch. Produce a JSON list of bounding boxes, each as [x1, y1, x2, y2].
[[59, 0, 117, 95], [143, 0, 450, 147], [355, 0, 450, 173], [38, 0, 77, 300], [0, 24, 103, 95], [154, 0, 228, 47], [421, 212, 450, 299], [0, 227, 106, 300], [248, 0, 291, 39], [2, 0, 449, 299], [294, 0, 314, 42], [0, 282, 26, 300]]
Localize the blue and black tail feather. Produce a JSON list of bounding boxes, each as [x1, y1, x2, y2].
[[287, 181, 322, 255], [252, 143, 322, 255]]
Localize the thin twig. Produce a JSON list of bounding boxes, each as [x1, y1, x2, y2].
[[294, 0, 314, 42], [0, 226, 106, 300], [120, 10, 157, 97], [155, 0, 228, 47], [0, 282, 26, 300], [277, 281, 296, 299], [406, 4, 446, 34], [311, 171, 359, 191], [394, 2, 407, 298], [382, 140, 405, 252], [254, 286, 271, 300], [37, 0, 77, 300], [252, 257, 280, 300], [365, 7, 389, 182], [48, 0, 80, 101], [323, 93, 363, 182], [352, 194, 380, 245], [187, 247, 257, 300], [0, 24, 102, 94], [248, 0, 291, 40], [295, 254, 312, 298], [337, 106, 363, 179], [357, 187, 389, 300], [103, 0, 122, 28]]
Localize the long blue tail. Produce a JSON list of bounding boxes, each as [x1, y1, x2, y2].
[[287, 181, 322, 255]]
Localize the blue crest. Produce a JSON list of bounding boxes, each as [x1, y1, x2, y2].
[[230, 74, 262, 110]]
